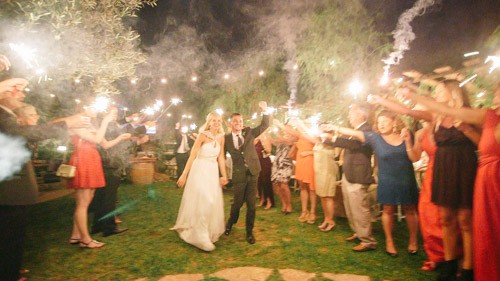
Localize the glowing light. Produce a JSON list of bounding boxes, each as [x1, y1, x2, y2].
[[396, 77, 404, 83], [288, 109, 300, 117], [258, 70, 265, 77], [130, 78, 137, 85], [182, 114, 187, 119], [143, 107, 155, 116], [292, 64, 298, 70], [35, 68, 45, 75], [91, 95, 111, 112], [265, 106, 277, 115], [56, 146, 67, 152], [49, 94, 55, 98], [24, 88, 30, 92], [329, 60, 335, 66], [191, 76, 198, 82], [166, 113, 172, 117], [123, 107, 128, 111], [348, 79, 363, 96], [74, 78, 81, 84], [379, 69, 390, 86], [133, 117, 139, 121], [189, 123, 197, 130], [187, 115, 192, 119], [181, 126, 188, 134], [160, 78, 167, 84], [251, 112, 258, 119], [171, 98, 182, 105], [223, 73, 230, 80], [272, 127, 279, 133], [215, 108, 224, 115], [459, 74, 478, 87], [485, 56, 500, 74], [9, 43, 37, 69], [463, 51, 479, 57], [476, 92, 485, 98], [75, 99, 81, 104]]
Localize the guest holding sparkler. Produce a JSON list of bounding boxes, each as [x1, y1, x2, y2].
[[67, 104, 127, 249], [255, 131, 274, 209], [400, 82, 499, 281], [324, 110, 419, 256]]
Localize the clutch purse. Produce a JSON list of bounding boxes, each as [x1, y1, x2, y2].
[[56, 164, 76, 178]]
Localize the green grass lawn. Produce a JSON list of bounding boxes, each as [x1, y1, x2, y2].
[[23, 181, 437, 281]]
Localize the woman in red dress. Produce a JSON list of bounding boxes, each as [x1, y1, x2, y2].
[[405, 83, 500, 281], [67, 106, 121, 249]]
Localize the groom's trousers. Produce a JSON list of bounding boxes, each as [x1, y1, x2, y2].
[[227, 172, 258, 233]]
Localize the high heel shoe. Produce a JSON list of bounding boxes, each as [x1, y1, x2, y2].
[[320, 223, 336, 232]]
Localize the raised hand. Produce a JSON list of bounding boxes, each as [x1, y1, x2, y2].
[[0, 78, 29, 95], [400, 128, 412, 143], [258, 101, 268, 111]]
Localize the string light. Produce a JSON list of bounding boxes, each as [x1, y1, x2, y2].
[[463, 51, 479, 57], [223, 73, 230, 80], [160, 78, 168, 84], [258, 70, 265, 77], [191, 76, 198, 82]]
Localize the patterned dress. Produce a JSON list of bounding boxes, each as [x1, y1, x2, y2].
[[271, 143, 293, 183]]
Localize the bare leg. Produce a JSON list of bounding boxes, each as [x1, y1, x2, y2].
[[272, 183, 284, 211], [440, 207, 459, 261], [382, 205, 397, 254], [73, 189, 96, 243], [308, 189, 317, 222], [458, 208, 473, 270], [403, 205, 419, 251], [298, 181, 309, 221], [281, 183, 293, 212]]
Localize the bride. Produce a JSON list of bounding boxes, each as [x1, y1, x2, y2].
[[171, 112, 228, 251]]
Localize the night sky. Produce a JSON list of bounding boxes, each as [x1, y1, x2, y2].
[[138, 0, 499, 73]]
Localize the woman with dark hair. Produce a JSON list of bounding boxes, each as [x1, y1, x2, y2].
[[327, 110, 419, 257], [255, 131, 275, 209], [400, 82, 499, 281]]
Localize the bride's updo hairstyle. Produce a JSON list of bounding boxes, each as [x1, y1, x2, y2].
[[199, 111, 225, 135]]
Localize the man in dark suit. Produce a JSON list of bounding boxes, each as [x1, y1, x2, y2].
[[174, 122, 195, 179], [224, 101, 269, 244], [0, 82, 89, 281], [323, 103, 377, 252]]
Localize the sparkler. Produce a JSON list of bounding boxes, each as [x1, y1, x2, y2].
[[459, 74, 478, 88], [189, 123, 197, 131], [485, 56, 499, 74], [155, 98, 182, 121], [463, 51, 479, 57], [215, 108, 224, 115], [348, 79, 363, 97], [91, 95, 112, 113]]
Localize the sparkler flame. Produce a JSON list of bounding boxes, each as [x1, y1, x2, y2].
[[485, 56, 499, 74]]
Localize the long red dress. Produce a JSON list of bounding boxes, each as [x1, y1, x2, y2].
[[473, 110, 500, 281], [418, 129, 444, 263], [66, 135, 105, 189]]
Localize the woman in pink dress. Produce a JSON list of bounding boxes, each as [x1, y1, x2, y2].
[[403, 83, 500, 281], [67, 107, 129, 249]]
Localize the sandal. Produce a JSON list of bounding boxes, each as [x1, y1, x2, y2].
[[79, 239, 105, 249], [306, 214, 316, 224], [69, 237, 80, 245], [298, 211, 309, 222], [421, 261, 437, 271], [320, 223, 336, 232]]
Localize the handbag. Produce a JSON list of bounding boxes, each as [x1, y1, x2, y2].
[[56, 164, 76, 178], [56, 138, 81, 179]]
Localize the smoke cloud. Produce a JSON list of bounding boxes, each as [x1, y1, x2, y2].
[[383, 0, 437, 70], [0, 132, 31, 182]]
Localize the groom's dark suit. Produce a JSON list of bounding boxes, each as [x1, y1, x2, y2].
[[224, 114, 270, 235]]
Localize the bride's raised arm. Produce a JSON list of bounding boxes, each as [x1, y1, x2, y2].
[[176, 133, 207, 188]]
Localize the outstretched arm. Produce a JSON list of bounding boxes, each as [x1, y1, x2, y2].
[[177, 133, 206, 188], [251, 101, 271, 136], [368, 94, 433, 122], [401, 87, 487, 126]]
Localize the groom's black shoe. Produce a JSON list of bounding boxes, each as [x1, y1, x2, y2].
[[224, 224, 233, 236], [246, 233, 256, 244]]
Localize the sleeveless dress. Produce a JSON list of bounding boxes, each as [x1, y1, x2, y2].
[[313, 143, 339, 197], [255, 140, 274, 206], [294, 137, 315, 190], [67, 135, 105, 189], [363, 132, 419, 205], [431, 126, 477, 208], [419, 129, 446, 263], [171, 131, 225, 252], [473, 110, 500, 281], [271, 143, 293, 183]]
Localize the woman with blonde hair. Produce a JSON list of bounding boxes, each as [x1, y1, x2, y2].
[[400, 81, 497, 281], [171, 112, 229, 251]]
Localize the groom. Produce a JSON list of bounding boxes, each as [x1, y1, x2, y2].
[[224, 101, 269, 244]]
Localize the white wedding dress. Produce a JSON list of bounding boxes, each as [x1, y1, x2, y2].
[[171, 131, 225, 251]]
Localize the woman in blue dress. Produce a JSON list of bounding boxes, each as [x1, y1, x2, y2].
[[327, 110, 419, 256]]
